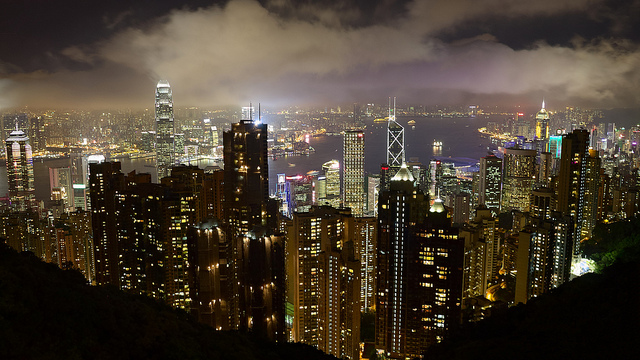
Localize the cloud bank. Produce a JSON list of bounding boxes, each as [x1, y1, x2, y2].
[[1, 0, 639, 109]]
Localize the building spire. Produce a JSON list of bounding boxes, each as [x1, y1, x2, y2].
[[542, 98, 545, 110]]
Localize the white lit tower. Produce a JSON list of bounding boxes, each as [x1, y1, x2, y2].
[[155, 80, 175, 179], [381, 97, 405, 191], [535, 100, 550, 141], [5, 126, 36, 211], [387, 97, 405, 170], [343, 130, 365, 216]]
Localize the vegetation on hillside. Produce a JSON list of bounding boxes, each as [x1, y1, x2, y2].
[[0, 242, 335, 360]]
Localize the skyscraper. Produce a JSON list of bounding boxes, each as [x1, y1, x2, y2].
[[321, 159, 340, 208], [155, 80, 175, 179], [478, 154, 502, 213], [376, 164, 462, 358], [501, 148, 537, 212], [557, 129, 590, 262], [5, 127, 36, 211], [287, 206, 360, 359], [223, 119, 284, 340], [386, 98, 405, 168], [343, 130, 365, 216], [535, 100, 550, 141]]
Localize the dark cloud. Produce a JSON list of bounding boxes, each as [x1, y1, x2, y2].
[[1, 0, 640, 110]]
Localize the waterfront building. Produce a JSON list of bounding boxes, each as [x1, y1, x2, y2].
[[5, 128, 36, 211], [343, 130, 365, 216], [155, 80, 175, 179]]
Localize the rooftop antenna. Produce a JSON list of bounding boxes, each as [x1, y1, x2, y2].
[[542, 98, 545, 109], [249, 102, 252, 120], [258, 103, 261, 123]]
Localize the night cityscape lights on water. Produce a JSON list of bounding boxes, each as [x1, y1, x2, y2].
[[2, 1, 640, 358]]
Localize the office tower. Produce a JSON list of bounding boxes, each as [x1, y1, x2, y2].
[[155, 80, 175, 179], [354, 216, 377, 312], [556, 129, 589, 261], [376, 164, 428, 358], [343, 130, 365, 216], [548, 135, 563, 159], [535, 101, 550, 141], [321, 160, 340, 208], [478, 154, 502, 213], [531, 187, 555, 220], [287, 206, 360, 359], [501, 148, 537, 212], [5, 128, 36, 211], [49, 167, 73, 211], [581, 149, 601, 240], [405, 160, 429, 195], [366, 174, 380, 216], [386, 98, 404, 168], [223, 120, 269, 236], [89, 161, 125, 286]]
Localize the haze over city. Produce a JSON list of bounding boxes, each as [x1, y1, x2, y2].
[[2, 0, 640, 109]]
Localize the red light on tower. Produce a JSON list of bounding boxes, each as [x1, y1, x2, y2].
[[357, 133, 363, 138]]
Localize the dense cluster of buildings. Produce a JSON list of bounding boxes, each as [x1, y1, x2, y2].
[[2, 84, 639, 359]]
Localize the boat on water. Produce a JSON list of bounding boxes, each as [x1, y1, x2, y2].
[[433, 140, 443, 147], [288, 163, 296, 167], [374, 117, 388, 123], [408, 119, 416, 125]]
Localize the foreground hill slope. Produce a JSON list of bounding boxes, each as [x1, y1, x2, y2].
[[0, 243, 334, 360], [427, 255, 640, 359]]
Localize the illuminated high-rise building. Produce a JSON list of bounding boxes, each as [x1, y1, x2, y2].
[[501, 148, 536, 212], [478, 154, 502, 213], [155, 80, 175, 179], [557, 129, 589, 261], [386, 97, 404, 167], [354, 216, 376, 312], [375, 164, 426, 358], [580, 149, 600, 240], [287, 206, 360, 359], [89, 161, 124, 286], [321, 159, 340, 208], [343, 130, 365, 216], [49, 167, 73, 211], [5, 127, 36, 211], [535, 100, 550, 141]]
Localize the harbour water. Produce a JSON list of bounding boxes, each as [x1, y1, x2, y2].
[[0, 115, 501, 203]]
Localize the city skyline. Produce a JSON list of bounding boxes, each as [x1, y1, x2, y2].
[[2, 0, 640, 109]]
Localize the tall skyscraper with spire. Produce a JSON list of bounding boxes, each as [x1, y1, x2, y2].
[[155, 80, 175, 179], [535, 100, 550, 141], [5, 126, 36, 211], [387, 98, 405, 167]]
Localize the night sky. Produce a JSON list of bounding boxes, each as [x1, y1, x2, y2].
[[1, 0, 639, 109]]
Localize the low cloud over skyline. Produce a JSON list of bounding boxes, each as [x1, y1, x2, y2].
[[1, 0, 639, 109]]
